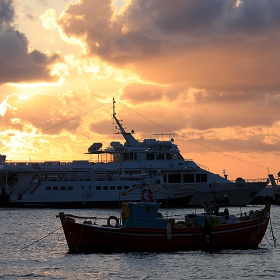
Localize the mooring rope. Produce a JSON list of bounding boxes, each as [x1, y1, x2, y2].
[[264, 234, 273, 247], [269, 218, 278, 247], [19, 226, 62, 251]]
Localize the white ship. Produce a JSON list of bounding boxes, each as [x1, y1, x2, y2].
[[0, 99, 268, 208]]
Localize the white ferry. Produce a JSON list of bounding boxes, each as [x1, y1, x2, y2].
[[0, 99, 268, 208]]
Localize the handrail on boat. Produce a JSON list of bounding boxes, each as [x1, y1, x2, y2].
[[56, 212, 97, 220]]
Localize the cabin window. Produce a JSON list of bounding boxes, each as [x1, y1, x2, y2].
[[96, 186, 101, 190], [123, 152, 137, 161], [60, 186, 66, 190], [117, 186, 122, 190], [156, 153, 164, 160], [167, 153, 172, 160], [168, 174, 180, 183], [183, 174, 194, 183], [46, 186, 51, 190], [146, 205, 155, 213], [114, 153, 121, 162], [147, 153, 155, 160], [124, 186, 129, 190], [196, 174, 207, 183], [68, 186, 73, 190], [123, 153, 130, 161], [110, 186, 115, 190], [53, 186, 58, 190], [103, 186, 108, 190]]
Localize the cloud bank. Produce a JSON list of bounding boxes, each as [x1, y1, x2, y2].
[[0, 0, 60, 84]]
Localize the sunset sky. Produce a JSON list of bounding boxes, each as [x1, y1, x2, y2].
[[0, 0, 279, 180]]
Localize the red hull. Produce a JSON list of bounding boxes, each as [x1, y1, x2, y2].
[[59, 214, 270, 253]]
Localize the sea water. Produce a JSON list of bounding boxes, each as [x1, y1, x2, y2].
[[1, 206, 280, 280]]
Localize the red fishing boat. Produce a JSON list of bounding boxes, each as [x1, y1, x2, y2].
[[57, 188, 271, 253]]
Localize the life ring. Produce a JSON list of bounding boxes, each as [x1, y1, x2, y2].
[[107, 216, 119, 227], [141, 189, 153, 202], [58, 173, 64, 179]]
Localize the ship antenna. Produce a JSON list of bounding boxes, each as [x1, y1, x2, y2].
[[113, 97, 116, 117]]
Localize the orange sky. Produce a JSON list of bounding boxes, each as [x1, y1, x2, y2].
[[0, 0, 279, 180]]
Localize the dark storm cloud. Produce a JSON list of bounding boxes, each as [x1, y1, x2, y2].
[[55, 0, 280, 133], [57, 0, 280, 88], [0, 0, 15, 26], [0, 0, 61, 84], [58, 0, 280, 59]]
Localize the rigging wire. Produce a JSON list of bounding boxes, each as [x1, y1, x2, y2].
[[119, 102, 268, 170], [41, 103, 108, 132], [39, 99, 268, 171]]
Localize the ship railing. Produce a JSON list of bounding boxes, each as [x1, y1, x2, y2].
[[6, 176, 19, 190], [9, 173, 35, 194], [35, 170, 122, 182], [37, 172, 92, 182], [228, 178, 269, 183], [56, 212, 118, 226]]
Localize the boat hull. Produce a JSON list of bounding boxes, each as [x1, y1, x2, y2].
[[59, 215, 270, 253]]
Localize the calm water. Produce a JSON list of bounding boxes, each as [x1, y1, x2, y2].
[[1, 205, 280, 280]]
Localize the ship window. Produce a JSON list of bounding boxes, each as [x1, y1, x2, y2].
[[156, 180, 161, 184], [46, 186, 51, 190], [178, 153, 184, 159], [124, 186, 129, 190], [156, 153, 164, 160], [103, 186, 108, 190], [123, 153, 129, 161], [183, 174, 194, 183], [53, 186, 58, 190], [96, 186, 101, 190], [167, 153, 172, 160], [60, 186, 66, 190], [147, 153, 155, 160], [196, 174, 207, 183], [123, 152, 136, 161], [110, 186, 115, 190], [117, 186, 122, 190], [168, 174, 180, 183], [68, 186, 73, 190]]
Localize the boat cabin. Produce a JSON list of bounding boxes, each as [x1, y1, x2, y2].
[[122, 202, 167, 228]]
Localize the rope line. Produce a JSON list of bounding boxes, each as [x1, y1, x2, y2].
[[19, 226, 62, 251], [119, 102, 268, 169], [38, 99, 268, 170], [269, 218, 278, 246], [42, 103, 108, 132]]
